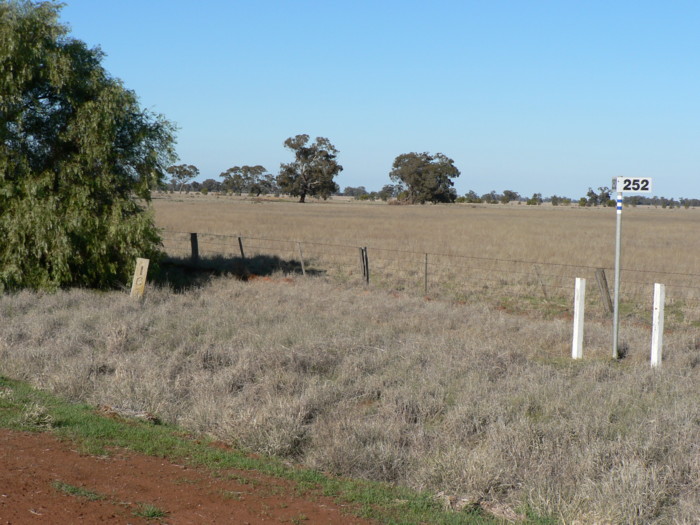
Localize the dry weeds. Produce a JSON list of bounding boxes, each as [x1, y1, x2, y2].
[[1, 275, 699, 523]]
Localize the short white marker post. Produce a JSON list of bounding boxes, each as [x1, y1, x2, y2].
[[572, 277, 586, 359], [651, 283, 665, 368], [130, 258, 149, 299]]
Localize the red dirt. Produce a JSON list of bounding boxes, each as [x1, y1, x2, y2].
[[0, 429, 376, 524]]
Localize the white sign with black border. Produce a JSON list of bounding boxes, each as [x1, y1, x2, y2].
[[614, 177, 653, 194]]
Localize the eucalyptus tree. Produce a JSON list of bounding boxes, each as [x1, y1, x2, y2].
[[167, 164, 199, 193], [219, 165, 273, 195], [389, 152, 460, 204], [0, 1, 176, 290], [277, 135, 342, 202]]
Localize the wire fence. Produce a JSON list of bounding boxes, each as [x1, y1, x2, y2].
[[160, 230, 700, 327]]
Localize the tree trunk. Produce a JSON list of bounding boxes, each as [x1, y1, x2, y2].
[[299, 192, 306, 203]]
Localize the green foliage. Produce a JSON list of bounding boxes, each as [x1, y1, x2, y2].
[[377, 184, 400, 201], [481, 190, 500, 204], [220, 165, 276, 196], [389, 152, 460, 204], [343, 185, 368, 197], [463, 190, 482, 203], [549, 195, 571, 206], [133, 503, 168, 519], [200, 178, 221, 193], [166, 164, 199, 193], [219, 165, 277, 196], [277, 134, 342, 202], [526, 193, 543, 205], [584, 186, 613, 207], [501, 189, 520, 203], [0, 0, 176, 291]]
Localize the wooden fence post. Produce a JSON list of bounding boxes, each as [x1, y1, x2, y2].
[[595, 268, 613, 315], [358, 247, 365, 280], [130, 258, 149, 299], [424, 253, 428, 295], [297, 242, 306, 276], [190, 233, 199, 264], [238, 237, 246, 260], [651, 283, 665, 368], [358, 247, 369, 285], [572, 277, 586, 359]]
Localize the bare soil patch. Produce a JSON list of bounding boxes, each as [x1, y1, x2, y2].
[[0, 429, 375, 524]]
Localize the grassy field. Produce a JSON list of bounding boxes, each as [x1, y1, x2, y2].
[[2, 195, 699, 523], [154, 194, 700, 327]]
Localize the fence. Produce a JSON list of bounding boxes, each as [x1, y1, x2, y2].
[[160, 230, 700, 327]]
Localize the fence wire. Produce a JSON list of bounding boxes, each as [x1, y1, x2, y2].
[[159, 230, 700, 326]]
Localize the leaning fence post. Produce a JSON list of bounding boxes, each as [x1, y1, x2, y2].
[[651, 283, 665, 368], [572, 277, 586, 359], [363, 247, 370, 285], [238, 236, 246, 260], [595, 268, 613, 315], [190, 233, 199, 265]]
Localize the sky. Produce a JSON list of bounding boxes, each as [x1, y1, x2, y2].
[[59, 1, 700, 199]]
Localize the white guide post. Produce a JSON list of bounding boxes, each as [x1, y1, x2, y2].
[[651, 283, 665, 368], [572, 277, 586, 359], [612, 191, 622, 359]]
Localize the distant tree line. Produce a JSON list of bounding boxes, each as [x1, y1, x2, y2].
[[165, 140, 463, 204], [165, 139, 697, 208]]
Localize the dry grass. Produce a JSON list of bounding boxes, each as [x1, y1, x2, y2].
[[152, 195, 700, 325], [2, 197, 699, 522], [1, 275, 699, 523]]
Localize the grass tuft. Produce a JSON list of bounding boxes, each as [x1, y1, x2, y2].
[[133, 503, 168, 519], [52, 481, 105, 501]]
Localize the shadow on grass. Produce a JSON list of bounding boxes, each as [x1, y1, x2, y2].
[[152, 255, 325, 292]]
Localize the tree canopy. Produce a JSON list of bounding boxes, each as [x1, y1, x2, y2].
[[167, 164, 199, 193], [0, 0, 176, 291], [277, 135, 342, 203], [220, 164, 276, 196], [389, 152, 460, 204]]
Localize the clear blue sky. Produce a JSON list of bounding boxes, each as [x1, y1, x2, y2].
[[60, 1, 699, 199]]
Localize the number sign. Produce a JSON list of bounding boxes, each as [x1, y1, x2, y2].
[[615, 177, 653, 193]]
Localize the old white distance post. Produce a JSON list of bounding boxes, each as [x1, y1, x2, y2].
[[612, 176, 653, 359]]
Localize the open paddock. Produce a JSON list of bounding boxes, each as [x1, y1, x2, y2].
[[153, 195, 700, 329]]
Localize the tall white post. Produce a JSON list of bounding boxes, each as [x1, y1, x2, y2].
[[612, 191, 623, 359], [651, 283, 665, 368], [572, 277, 586, 359]]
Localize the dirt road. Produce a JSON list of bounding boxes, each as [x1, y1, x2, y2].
[[0, 429, 375, 524]]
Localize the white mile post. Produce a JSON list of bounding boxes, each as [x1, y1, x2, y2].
[[612, 189, 622, 359], [611, 176, 653, 359], [572, 278, 586, 359], [651, 283, 665, 368]]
